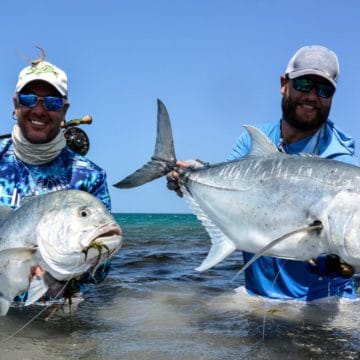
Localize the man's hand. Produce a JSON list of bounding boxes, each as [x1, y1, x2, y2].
[[166, 159, 208, 197], [308, 255, 354, 278]]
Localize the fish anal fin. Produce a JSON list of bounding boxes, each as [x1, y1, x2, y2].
[[181, 187, 237, 272], [196, 240, 236, 272]]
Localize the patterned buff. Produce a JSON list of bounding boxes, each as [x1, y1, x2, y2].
[[11, 124, 66, 165]]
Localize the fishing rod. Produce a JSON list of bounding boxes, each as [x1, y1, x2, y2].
[[0, 115, 93, 156]]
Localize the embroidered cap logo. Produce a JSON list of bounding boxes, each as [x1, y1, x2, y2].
[[26, 63, 60, 78]]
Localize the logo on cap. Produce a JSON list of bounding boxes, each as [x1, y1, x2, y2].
[[26, 63, 60, 77]]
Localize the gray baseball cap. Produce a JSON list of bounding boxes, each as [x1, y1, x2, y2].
[[285, 45, 339, 88]]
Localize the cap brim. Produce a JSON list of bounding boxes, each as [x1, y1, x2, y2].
[[16, 76, 67, 97]]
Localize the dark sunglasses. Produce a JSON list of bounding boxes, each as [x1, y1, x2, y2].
[[18, 93, 68, 111], [292, 77, 335, 99]]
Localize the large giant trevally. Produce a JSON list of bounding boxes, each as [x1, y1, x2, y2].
[[0, 189, 122, 315], [114, 99, 360, 276]]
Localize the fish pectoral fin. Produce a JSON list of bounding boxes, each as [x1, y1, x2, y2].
[[232, 221, 323, 281], [25, 267, 49, 306]]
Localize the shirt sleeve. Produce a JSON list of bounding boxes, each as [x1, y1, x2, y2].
[[91, 170, 112, 211]]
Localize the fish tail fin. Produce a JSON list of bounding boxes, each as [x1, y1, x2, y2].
[[114, 99, 177, 188]]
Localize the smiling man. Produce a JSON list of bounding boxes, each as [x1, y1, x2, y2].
[[167, 45, 360, 301], [0, 53, 112, 305], [228, 45, 360, 301], [8, 58, 110, 208], [231, 45, 358, 165]]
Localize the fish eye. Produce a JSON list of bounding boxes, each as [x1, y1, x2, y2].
[[78, 207, 91, 218]]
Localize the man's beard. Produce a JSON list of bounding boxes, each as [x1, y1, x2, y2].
[[281, 95, 330, 131]]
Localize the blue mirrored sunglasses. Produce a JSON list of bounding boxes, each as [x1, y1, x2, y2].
[[292, 77, 335, 99], [18, 93, 68, 111]]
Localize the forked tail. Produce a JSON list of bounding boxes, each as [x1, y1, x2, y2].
[[114, 99, 177, 189]]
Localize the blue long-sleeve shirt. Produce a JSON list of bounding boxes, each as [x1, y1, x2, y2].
[[228, 119, 359, 300], [0, 138, 111, 210]]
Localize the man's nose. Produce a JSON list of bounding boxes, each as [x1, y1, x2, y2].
[[306, 87, 320, 99], [31, 99, 47, 114]]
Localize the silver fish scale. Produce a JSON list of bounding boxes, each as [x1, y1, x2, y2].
[[186, 154, 360, 192]]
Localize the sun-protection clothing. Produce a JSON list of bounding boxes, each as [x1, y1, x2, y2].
[[0, 137, 110, 210]]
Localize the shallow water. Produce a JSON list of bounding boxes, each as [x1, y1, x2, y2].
[[1, 213, 360, 359]]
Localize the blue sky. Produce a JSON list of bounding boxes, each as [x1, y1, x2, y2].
[[0, 1, 360, 213]]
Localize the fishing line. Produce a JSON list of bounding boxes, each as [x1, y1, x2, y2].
[[262, 264, 285, 341], [229, 221, 322, 340], [3, 237, 115, 342], [0, 255, 84, 343]]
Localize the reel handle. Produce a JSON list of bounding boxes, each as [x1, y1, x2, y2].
[[62, 115, 93, 129]]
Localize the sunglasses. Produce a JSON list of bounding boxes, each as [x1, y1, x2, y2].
[[18, 93, 68, 111], [292, 77, 335, 99]]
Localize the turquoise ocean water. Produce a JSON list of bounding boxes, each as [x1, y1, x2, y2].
[[1, 213, 360, 359]]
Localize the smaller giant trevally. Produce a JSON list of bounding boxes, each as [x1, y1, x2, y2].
[[114, 99, 360, 276], [0, 189, 122, 315]]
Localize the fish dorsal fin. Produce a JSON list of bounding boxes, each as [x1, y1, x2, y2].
[[181, 186, 236, 272], [243, 125, 280, 156], [298, 152, 319, 158]]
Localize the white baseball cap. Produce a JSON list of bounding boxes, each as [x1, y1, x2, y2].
[[15, 61, 68, 97], [285, 45, 339, 88]]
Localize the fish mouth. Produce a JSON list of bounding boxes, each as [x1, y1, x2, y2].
[[82, 223, 123, 266], [97, 227, 122, 239]]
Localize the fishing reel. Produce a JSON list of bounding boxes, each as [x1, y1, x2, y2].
[[62, 115, 92, 156]]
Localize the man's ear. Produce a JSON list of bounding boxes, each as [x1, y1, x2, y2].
[[12, 96, 20, 121], [280, 75, 288, 95], [63, 103, 70, 116], [13, 95, 18, 108]]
